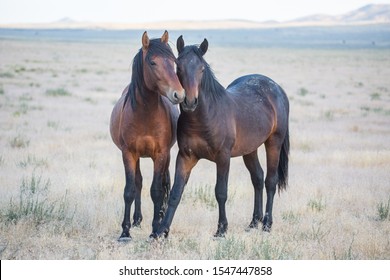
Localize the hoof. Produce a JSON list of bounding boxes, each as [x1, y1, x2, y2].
[[153, 227, 169, 239], [149, 232, 158, 240], [262, 224, 272, 232], [118, 236, 132, 242], [245, 226, 256, 232], [245, 219, 261, 232], [213, 229, 227, 238], [214, 223, 228, 238], [132, 221, 142, 228], [147, 234, 167, 244], [262, 214, 272, 232], [213, 233, 226, 240], [118, 231, 132, 242], [132, 222, 141, 228]]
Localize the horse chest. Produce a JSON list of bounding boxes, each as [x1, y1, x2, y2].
[[131, 136, 161, 157], [180, 132, 224, 161], [123, 126, 170, 157]]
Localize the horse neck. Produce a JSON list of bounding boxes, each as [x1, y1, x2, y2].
[[135, 85, 162, 111], [184, 88, 225, 127], [182, 66, 227, 125]]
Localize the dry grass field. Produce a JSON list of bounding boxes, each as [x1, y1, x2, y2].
[[0, 32, 389, 259]]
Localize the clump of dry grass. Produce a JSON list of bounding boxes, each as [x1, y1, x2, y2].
[[1, 173, 74, 226]]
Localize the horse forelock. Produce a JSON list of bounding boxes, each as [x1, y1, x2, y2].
[[146, 38, 176, 63], [178, 45, 226, 102]]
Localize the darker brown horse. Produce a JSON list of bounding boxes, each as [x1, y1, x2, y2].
[[110, 31, 185, 241], [155, 36, 289, 238]]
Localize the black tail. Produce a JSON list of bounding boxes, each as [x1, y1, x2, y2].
[[278, 125, 289, 191]]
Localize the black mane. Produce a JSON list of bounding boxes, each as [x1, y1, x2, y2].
[[124, 38, 176, 109], [179, 46, 226, 102]]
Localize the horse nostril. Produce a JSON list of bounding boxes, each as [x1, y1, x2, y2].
[[173, 91, 178, 100], [183, 97, 197, 109]]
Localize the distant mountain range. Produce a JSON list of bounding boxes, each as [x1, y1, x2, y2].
[[1, 4, 389, 29], [291, 4, 390, 24]]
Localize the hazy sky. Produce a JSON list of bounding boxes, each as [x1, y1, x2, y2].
[[0, 0, 389, 24]]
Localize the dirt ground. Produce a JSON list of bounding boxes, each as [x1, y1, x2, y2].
[[0, 34, 389, 259]]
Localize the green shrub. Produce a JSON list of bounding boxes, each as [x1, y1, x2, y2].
[[9, 135, 30, 148], [377, 197, 390, 221], [45, 88, 71, 97], [308, 197, 326, 212], [2, 174, 72, 226]]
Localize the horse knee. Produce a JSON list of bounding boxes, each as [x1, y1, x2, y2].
[[215, 189, 227, 204], [123, 186, 135, 202]]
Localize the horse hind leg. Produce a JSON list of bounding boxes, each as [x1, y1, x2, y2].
[[243, 150, 264, 230], [263, 136, 284, 232], [150, 153, 171, 237], [160, 169, 171, 220], [132, 159, 143, 227]]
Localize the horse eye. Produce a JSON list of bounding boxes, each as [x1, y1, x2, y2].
[[150, 61, 157, 66]]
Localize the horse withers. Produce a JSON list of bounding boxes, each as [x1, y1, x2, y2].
[[110, 31, 185, 241], [155, 36, 289, 238]]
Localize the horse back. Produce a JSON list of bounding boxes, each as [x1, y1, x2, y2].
[[227, 74, 288, 116]]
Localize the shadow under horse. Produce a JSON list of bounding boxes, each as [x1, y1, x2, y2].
[[110, 31, 185, 241], [155, 36, 289, 238]]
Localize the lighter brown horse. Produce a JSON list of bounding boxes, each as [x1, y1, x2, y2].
[[155, 36, 289, 238], [110, 31, 185, 241]]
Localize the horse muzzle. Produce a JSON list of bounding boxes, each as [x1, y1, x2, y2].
[[167, 88, 185, 105], [181, 96, 198, 112]]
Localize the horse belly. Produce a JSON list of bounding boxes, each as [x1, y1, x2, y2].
[[231, 111, 274, 157], [231, 132, 269, 157]]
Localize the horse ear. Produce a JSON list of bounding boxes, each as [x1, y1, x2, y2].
[[199, 38, 208, 56], [177, 35, 185, 54], [161, 30, 169, 44], [142, 31, 149, 50]]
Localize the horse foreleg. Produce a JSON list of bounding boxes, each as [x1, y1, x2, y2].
[[119, 151, 137, 241], [150, 152, 173, 236], [154, 152, 197, 238], [214, 156, 231, 237]]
